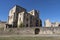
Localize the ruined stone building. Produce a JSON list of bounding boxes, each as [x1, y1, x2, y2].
[[7, 5, 42, 28], [44, 19, 60, 27]]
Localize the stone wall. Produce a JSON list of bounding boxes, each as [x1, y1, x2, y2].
[[0, 21, 6, 28], [0, 27, 60, 35]]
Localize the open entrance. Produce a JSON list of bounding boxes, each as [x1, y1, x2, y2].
[[6, 24, 13, 28], [35, 28, 40, 35]]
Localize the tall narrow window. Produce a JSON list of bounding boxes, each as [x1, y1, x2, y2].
[[26, 18, 28, 21], [36, 20, 39, 26], [26, 24, 28, 27]]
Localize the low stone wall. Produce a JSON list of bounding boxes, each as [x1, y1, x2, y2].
[[0, 27, 60, 35], [0, 22, 6, 28], [39, 27, 60, 34]]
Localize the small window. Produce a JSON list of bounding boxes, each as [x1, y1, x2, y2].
[[26, 18, 28, 21], [36, 20, 39, 26], [26, 24, 28, 27]]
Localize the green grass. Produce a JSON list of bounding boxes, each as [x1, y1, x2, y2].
[[0, 37, 60, 40]]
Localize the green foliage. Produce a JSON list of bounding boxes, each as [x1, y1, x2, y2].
[[19, 22, 25, 28], [0, 37, 60, 40], [9, 29, 13, 32], [0, 27, 4, 30]]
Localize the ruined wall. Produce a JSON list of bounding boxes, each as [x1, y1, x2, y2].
[[0, 22, 6, 28], [0, 27, 60, 35]]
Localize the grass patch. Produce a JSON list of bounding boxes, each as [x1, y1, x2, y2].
[[0, 36, 60, 40]]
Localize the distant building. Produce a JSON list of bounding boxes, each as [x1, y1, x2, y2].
[[51, 22, 60, 27], [44, 19, 60, 27], [44, 19, 51, 27], [7, 5, 42, 28], [0, 21, 6, 28]]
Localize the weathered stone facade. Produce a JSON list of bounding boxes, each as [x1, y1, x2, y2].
[[8, 5, 42, 28], [3, 5, 60, 35]]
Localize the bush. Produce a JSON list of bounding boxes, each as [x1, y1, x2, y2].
[[19, 23, 25, 28], [0, 27, 4, 31]]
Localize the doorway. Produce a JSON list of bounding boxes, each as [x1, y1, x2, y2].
[[35, 28, 40, 35]]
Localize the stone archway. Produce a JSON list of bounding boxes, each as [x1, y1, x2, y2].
[[35, 28, 40, 35]]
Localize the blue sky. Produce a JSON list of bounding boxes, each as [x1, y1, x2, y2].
[[0, 0, 60, 26]]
